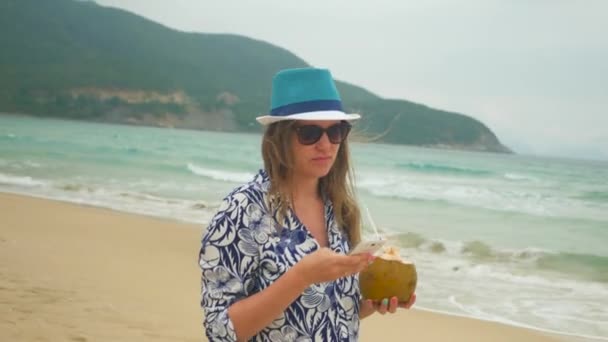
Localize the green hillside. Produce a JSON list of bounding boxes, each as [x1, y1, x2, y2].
[[0, 0, 510, 153]]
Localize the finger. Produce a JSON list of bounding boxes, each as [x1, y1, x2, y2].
[[408, 293, 417, 308], [363, 253, 376, 267], [398, 293, 416, 309], [388, 296, 398, 313], [337, 255, 360, 268], [349, 253, 372, 264], [377, 298, 388, 315], [357, 255, 373, 272], [339, 255, 369, 273], [361, 253, 375, 265]]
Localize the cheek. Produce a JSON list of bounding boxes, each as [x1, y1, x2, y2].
[[329, 144, 340, 160], [293, 147, 311, 168], [291, 137, 307, 166]]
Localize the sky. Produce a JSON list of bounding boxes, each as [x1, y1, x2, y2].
[[95, 0, 608, 160]]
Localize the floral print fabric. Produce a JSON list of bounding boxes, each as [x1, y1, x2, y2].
[[199, 170, 361, 341]]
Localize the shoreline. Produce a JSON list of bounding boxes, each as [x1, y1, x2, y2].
[[0, 192, 573, 341], [1, 113, 513, 155]]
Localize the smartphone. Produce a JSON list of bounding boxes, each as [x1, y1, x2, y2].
[[348, 239, 387, 256]]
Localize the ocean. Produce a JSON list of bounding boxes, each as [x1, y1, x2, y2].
[[1, 114, 607, 340]]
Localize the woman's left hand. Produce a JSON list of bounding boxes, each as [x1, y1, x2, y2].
[[359, 293, 416, 319]]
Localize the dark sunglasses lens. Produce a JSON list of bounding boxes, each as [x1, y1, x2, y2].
[[327, 123, 350, 143], [297, 125, 323, 145]]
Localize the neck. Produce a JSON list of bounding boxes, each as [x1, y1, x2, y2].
[[290, 174, 321, 203]]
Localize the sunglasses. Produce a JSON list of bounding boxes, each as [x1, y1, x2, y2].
[[293, 121, 352, 145]]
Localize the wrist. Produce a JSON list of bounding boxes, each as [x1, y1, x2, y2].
[[290, 262, 311, 290]]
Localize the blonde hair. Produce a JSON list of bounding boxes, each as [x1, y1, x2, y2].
[[261, 121, 361, 246]]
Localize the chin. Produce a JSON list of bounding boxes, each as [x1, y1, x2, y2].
[[316, 171, 331, 179], [312, 166, 333, 179], [298, 167, 329, 180]]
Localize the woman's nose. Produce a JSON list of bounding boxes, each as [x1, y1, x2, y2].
[[315, 131, 332, 149]]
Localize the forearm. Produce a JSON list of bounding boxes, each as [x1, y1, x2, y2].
[[228, 266, 309, 341]]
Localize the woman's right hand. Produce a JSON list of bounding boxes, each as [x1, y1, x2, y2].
[[294, 248, 373, 286]]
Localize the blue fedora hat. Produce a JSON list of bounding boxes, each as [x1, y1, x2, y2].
[[256, 68, 361, 125]]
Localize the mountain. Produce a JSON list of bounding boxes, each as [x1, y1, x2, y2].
[[0, 0, 511, 153]]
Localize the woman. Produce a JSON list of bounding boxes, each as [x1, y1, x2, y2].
[[199, 68, 415, 341]]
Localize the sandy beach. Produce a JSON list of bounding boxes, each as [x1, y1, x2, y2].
[[0, 192, 565, 341]]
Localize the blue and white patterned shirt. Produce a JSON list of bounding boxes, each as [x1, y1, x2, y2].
[[199, 169, 361, 341]]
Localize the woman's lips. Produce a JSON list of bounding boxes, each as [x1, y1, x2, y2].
[[312, 156, 331, 162]]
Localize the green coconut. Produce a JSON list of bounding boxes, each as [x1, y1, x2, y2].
[[359, 246, 417, 303]]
